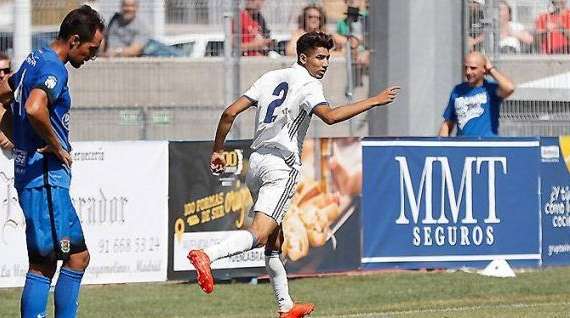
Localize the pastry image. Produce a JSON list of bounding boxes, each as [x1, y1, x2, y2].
[[282, 179, 344, 260], [282, 211, 310, 261]]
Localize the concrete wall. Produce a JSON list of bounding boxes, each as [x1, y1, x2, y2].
[[68, 57, 365, 107], [368, 0, 463, 137], [497, 56, 570, 86], [67, 57, 369, 141]]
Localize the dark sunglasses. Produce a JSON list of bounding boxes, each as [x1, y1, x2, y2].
[[0, 68, 10, 73]]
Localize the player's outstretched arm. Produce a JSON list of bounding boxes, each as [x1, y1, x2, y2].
[[210, 96, 254, 174], [313, 86, 400, 125], [25, 88, 72, 167]]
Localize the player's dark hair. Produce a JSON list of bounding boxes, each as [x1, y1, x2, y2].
[[296, 31, 334, 58], [58, 5, 105, 43]]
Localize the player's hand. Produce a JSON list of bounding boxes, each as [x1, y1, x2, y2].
[[210, 151, 226, 176], [374, 86, 400, 106], [38, 145, 72, 168]]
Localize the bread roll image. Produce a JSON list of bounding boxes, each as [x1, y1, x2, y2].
[[299, 205, 331, 247], [298, 193, 323, 209], [284, 178, 345, 256], [300, 192, 341, 222], [282, 214, 310, 261], [294, 180, 322, 207], [321, 202, 341, 222], [307, 223, 329, 247], [318, 192, 340, 208], [287, 204, 301, 217]]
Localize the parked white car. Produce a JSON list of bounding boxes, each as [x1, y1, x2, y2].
[[157, 32, 290, 58]]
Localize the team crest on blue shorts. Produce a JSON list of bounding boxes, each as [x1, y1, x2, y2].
[[60, 238, 71, 254]]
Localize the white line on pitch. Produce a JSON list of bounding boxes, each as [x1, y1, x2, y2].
[[317, 301, 570, 318]]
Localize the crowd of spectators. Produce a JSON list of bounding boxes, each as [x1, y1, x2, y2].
[[468, 0, 570, 55], [97, 0, 570, 58], [93, 0, 370, 62], [240, 0, 369, 63], [3, 0, 570, 59]]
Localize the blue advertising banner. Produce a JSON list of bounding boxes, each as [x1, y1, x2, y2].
[[361, 137, 541, 269], [540, 137, 570, 266]]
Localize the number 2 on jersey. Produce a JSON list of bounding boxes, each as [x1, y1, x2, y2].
[[263, 82, 289, 123]]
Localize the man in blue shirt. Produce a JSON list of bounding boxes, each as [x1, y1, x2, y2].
[[439, 52, 515, 137], [0, 5, 104, 318]]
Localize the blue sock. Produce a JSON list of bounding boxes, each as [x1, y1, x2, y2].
[[21, 272, 51, 318], [54, 267, 84, 318]]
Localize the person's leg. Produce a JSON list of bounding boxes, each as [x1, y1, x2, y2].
[[265, 227, 294, 312], [259, 163, 314, 317], [52, 186, 89, 318], [188, 212, 278, 293], [201, 152, 273, 262], [21, 262, 57, 318], [189, 151, 296, 293], [266, 227, 315, 318], [204, 212, 277, 261], [55, 251, 89, 318], [18, 187, 57, 318]]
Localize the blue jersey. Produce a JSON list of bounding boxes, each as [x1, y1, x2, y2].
[[9, 47, 71, 189], [443, 80, 503, 137]]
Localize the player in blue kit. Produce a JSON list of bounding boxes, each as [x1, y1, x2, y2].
[[0, 5, 104, 318]]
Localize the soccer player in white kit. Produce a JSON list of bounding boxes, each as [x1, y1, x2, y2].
[[188, 32, 399, 318]]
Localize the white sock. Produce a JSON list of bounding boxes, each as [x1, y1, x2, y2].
[[265, 251, 294, 312], [203, 230, 256, 262]]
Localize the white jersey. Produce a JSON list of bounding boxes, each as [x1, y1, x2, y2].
[[243, 63, 328, 167]]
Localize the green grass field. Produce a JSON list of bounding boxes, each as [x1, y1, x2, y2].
[[1, 267, 570, 317]]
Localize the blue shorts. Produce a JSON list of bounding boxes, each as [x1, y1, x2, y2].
[[17, 186, 87, 263]]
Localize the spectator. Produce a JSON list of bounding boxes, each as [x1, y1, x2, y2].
[[101, 0, 149, 57], [535, 0, 570, 54], [335, 0, 369, 85], [439, 52, 515, 137], [286, 5, 328, 56], [0, 52, 11, 151], [0, 52, 10, 81], [240, 0, 273, 56], [499, 0, 533, 54], [467, 0, 485, 52], [336, 0, 367, 43]]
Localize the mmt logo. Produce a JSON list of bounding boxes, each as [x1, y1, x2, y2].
[[394, 156, 507, 247]]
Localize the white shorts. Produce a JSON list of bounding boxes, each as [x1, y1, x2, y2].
[[246, 149, 300, 225]]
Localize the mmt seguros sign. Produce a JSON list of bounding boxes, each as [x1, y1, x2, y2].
[[361, 138, 541, 269]]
